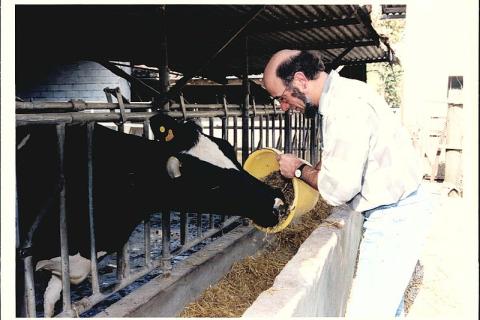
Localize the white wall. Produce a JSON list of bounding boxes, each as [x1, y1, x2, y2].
[[16, 60, 131, 102], [401, 0, 478, 193]]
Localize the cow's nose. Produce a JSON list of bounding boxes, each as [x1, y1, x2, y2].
[[273, 197, 287, 220], [166, 156, 182, 179]]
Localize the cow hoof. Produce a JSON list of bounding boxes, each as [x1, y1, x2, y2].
[[166, 156, 182, 179], [273, 198, 287, 221]]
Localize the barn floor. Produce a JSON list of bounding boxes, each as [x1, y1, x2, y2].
[[406, 181, 478, 318]]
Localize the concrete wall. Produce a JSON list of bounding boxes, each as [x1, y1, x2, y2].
[[243, 206, 364, 317], [16, 60, 131, 102], [96, 206, 363, 317], [95, 224, 274, 317]]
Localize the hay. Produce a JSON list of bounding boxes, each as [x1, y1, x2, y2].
[[180, 172, 331, 317]]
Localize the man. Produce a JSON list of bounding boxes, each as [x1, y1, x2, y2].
[[263, 49, 432, 317]]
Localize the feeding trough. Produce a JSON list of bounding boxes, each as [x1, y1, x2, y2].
[[243, 148, 320, 233]]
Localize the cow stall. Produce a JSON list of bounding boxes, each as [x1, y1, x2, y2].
[[16, 96, 322, 317]]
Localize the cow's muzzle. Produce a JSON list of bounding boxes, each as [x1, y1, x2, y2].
[[272, 197, 287, 221]]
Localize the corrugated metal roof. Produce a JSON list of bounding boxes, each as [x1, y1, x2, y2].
[[16, 5, 391, 83]]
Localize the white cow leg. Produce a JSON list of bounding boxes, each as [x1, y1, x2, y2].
[[43, 274, 62, 317]]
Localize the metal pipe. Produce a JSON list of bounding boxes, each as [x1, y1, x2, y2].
[[23, 256, 36, 317], [56, 216, 241, 317], [143, 119, 152, 267], [180, 212, 188, 245], [161, 211, 172, 273], [86, 122, 100, 294], [56, 123, 73, 316], [16, 110, 285, 126]]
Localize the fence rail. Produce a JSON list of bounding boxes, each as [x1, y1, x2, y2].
[[16, 98, 321, 317]]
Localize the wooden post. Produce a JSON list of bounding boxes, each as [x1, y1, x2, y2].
[[444, 76, 463, 187]]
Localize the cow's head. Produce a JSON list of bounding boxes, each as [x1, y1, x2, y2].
[[149, 113, 201, 153], [163, 154, 286, 228]]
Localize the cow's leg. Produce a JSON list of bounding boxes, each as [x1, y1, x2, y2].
[[43, 274, 62, 317]]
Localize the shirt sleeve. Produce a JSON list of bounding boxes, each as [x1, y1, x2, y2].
[[317, 101, 373, 206]]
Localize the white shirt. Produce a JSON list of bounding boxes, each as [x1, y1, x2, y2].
[[317, 70, 423, 212]]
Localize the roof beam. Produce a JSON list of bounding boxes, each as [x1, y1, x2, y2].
[[161, 5, 267, 108], [243, 17, 359, 36], [245, 39, 379, 56]]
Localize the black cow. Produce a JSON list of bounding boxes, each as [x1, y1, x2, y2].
[[16, 118, 285, 316]]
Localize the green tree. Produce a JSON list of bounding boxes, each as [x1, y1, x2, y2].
[[367, 8, 405, 108]]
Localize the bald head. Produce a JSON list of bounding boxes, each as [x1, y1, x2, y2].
[[263, 50, 325, 97], [263, 49, 300, 95]]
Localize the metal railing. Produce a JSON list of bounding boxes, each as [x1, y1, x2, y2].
[[16, 95, 322, 317]]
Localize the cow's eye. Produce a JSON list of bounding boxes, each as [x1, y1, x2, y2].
[[159, 126, 166, 133]]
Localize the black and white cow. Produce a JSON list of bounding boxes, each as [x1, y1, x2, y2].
[[16, 116, 285, 316]]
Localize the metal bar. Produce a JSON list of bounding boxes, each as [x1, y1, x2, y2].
[[265, 114, 270, 148], [164, 6, 266, 104], [330, 46, 354, 69], [284, 111, 292, 153], [86, 122, 100, 294], [56, 124, 73, 316], [117, 243, 130, 282], [96, 60, 164, 100], [57, 216, 241, 317], [272, 114, 276, 149], [276, 114, 283, 150], [196, 213, 203, 237], [23, 256, 36, 317], [209, 214, 214, 229], [242, 36, 250, 163], [221, 117, 227, 140], [233, 116, 238, 155], [258, 114, 264, 149], [250, 116, 255, 153], [180, 212, 188, 246], [16, 110, 284, 126], [156, 5, 170, 111], [209, 118, 214, 136], [161, 211, 172, 273], [143, 119, 152, 267]]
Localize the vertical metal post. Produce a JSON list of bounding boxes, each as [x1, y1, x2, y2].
[[180, 212, 188, 245], [17, 183, 36, 317], [196, 213, 203, 237], [56, 124, 73, 316], [161, 211, 172, 273], [241, 36, 250, 163], [233, 116, 238, 158], [284, 111, 292, 153], [117, 243, 130, 281], [86, 122, 100, 294], [23, 256, 36, 317], [157, 5, 170, 111], [142, 119, 152, 266], [209, 118, 214, 137], [265, 113, 270, 148], [250, 116, 255, 152], [276, 114, 283, 150], [222, 95, 228, 140], [258, 114, 264, 149], [116, 124, 130, 282]]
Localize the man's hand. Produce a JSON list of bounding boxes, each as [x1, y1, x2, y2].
[[276, 153, 304, 179]]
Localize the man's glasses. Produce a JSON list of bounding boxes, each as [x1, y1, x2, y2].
[[271, 86, 288, 103]]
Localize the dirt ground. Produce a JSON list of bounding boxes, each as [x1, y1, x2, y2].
[[406, 181, 478, 318]]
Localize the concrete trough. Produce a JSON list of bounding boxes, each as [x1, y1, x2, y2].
[[96, 206, 363, 317]]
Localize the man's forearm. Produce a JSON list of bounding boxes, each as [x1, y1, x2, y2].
[[300, 165, 319, 190]]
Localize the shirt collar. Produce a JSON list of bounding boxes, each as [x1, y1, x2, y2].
[[318, 69, 340, 116]]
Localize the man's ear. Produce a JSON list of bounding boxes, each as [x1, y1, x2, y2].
[[293, 71, 308, 89]]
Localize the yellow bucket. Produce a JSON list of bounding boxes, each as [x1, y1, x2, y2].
[[243, 148, 320, 233]]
